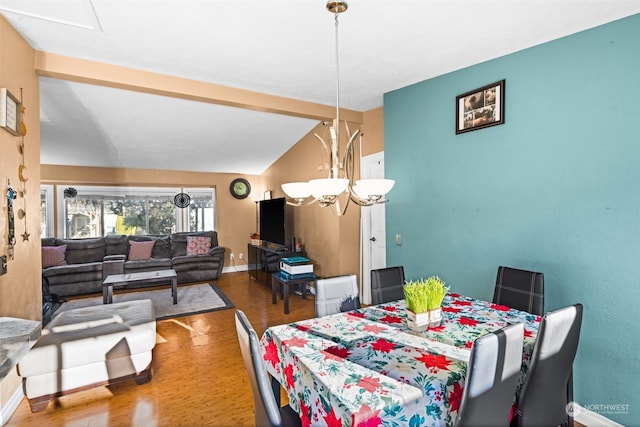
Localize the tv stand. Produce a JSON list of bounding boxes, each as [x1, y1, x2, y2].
[[247, 243, 303, 285]]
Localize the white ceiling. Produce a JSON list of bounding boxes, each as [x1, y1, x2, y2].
[[1, 1, 639, 174]]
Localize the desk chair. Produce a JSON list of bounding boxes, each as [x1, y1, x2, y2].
[[514, 304, 583, 427], [455, 322, 525, 427], [235, 310, 301, 427], [371, 266, 405, 304], [493, 266, 544, 315], [315, 274, 360, 317]]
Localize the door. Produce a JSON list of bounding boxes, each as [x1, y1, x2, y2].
[[360, 152, 388, 305]]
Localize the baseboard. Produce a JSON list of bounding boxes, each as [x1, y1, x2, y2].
[[575, 404, 625, 427], [1, 384, 24, 426], [222, 265, 248, 274]]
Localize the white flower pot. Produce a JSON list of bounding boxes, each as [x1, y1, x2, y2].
[[407, 308, 442, 331], [428, 307, 442, 328]]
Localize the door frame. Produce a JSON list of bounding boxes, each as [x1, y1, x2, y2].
[[360, 151, 387, 305]]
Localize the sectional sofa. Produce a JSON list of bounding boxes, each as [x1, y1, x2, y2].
[[41, 231, 225, 297]]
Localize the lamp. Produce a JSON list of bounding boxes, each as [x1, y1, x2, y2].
[[281, 1, 394, 215]]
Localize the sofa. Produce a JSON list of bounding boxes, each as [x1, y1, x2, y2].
[[18, 299, 156, 412], [41, 231, 225, 297]]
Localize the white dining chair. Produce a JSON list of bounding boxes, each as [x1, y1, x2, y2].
[[315, 274, 360, 317]]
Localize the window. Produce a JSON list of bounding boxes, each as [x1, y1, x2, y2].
[[40, 185, 54, 238], [45, 186, 216, 238]]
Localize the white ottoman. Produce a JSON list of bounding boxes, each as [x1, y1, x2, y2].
[[17, 299, 156, 412]]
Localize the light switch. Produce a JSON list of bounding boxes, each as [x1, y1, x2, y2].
[[395, 234, 402, 246]]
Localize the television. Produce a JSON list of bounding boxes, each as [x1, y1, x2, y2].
[[259, 197, 287, 247]]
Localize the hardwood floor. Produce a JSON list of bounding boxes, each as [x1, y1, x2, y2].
[[7, 272, 587, 427], [7, 272, 316, 427]]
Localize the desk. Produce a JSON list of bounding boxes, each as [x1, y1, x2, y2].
[[260, 293, 540, 426], [247, 244, 303, 285], [271, 272, 316, 314]]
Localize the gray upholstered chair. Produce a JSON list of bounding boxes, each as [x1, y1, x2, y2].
[[371, 266, 405, 305], [235, 310, 301, 427], [455, 322, 525, 427], [514, 303, 583, 427], [315, 274, 360, 317], [493, 266, 544, 315]]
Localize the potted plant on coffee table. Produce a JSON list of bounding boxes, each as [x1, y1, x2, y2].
[[404, 276, 449, 332]]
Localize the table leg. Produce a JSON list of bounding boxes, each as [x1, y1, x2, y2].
[[301, 280, 307, 299], [270, 375, 281, 407], [283, 282, 290, 314], [172, 277, 178, 304], [103, 284, 113, 304], [271, 276, 278, 305]]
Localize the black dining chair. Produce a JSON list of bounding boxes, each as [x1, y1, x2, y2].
[[514, 303, 583, 427], [234, 310, 302, 427], [371, 266, 405, 305], [455, 322, 525, 427], [493, 266, 545, 315]]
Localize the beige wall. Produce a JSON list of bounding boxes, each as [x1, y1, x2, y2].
[[362, 107, 384, 156], [262, 108, 384, 279], [41, 165, 263, 269], [0, 14, 41, 417]]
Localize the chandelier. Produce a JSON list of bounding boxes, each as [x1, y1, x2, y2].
[[281, 1, 395, 215]]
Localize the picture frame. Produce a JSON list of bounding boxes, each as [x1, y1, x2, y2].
[[263, 190, 272, 200], [455, 80, 505, 134], [0, 88, 20, 136]]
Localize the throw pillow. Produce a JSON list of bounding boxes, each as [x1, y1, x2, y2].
[[128, 240, 156, 260], [186, 236, 211, 256], [42, 245, 68, 268]]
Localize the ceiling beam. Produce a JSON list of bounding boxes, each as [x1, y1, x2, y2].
[[34, 51, 363, 124]]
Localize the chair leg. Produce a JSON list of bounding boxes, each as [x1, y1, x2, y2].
[[566, 369, 574, 427]]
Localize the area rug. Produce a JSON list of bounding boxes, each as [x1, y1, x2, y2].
[[53, 283, 234, 320]]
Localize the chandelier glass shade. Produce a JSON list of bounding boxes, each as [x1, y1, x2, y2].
[[281, 1, 394, 215]]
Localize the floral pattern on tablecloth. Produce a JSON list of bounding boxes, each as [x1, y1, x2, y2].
[[260, 293, 540, 427]]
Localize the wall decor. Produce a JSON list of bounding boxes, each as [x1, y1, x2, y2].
[[173, 192, 191, 208], [455, 80, 505, 134], [0, 88, 20, 136], [230, 178, 251, 199]]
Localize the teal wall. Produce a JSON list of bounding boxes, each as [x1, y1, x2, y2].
[[385, 14, 640, 424]]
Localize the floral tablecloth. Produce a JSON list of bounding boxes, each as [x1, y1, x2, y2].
[[260, 293, 540, 427]]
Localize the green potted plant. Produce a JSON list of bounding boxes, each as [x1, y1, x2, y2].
[[404, 276, 449, 331]]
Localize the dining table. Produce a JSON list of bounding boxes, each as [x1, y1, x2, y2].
[[259, 292, 541, 426]]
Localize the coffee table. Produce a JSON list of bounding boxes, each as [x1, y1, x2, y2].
[[103, 269, 178, 304]]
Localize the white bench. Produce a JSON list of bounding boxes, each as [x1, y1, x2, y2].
[[17, 299, 156, 412]]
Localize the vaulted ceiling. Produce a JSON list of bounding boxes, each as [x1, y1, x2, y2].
[[1, 1, 639, 174]]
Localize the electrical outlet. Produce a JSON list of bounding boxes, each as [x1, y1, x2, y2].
[[230, 253, 235, 261], [0, 255, 6, 275], [239, 253, 244, 260]]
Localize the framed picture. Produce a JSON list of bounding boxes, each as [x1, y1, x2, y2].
[[0, 88, 20, 136], [455, 80, 505, 134], [263, 190, 272, 200]]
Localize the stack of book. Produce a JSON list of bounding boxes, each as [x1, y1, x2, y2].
[[279, 256, 314, 280]]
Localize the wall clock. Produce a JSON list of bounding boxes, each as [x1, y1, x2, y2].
[[230, 178, 251, 199], [0, 88, 20, 136]]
